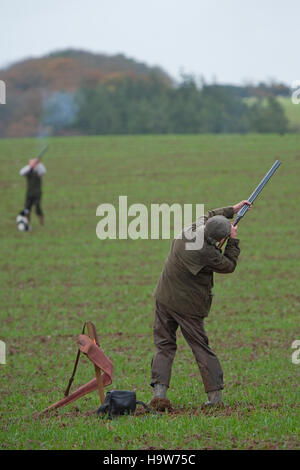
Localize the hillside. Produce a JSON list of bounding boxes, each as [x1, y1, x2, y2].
[[0, 50, 292, 137], [0, 49, 172, 138]]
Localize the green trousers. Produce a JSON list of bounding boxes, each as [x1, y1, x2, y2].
[[151, 300, 224, 393]]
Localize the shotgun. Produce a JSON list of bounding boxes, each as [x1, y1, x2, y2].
[[37, 144, 49, 160], [218, 160, 281, 249]]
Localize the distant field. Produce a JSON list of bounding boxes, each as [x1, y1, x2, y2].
[[244, 96, 300, 132], [278, 97, 300, 132], [0, 134, 299, 450]]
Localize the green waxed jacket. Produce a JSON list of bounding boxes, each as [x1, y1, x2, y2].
[[154, 206, 240, 317], [26, 170, 42, 197]]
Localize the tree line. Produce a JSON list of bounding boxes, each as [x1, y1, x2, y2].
[[0, 49, 291, 137], [71, 75, 288, 135]]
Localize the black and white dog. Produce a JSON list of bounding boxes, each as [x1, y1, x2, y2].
[[16, 209, 30, 232]]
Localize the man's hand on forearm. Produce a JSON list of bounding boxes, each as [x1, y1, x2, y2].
[[29, 158, 40, 169], [232, 200, 252, 214]]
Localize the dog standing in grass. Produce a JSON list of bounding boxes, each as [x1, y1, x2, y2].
[[19, 157, 46, 226], [150, 200, 252, 407]]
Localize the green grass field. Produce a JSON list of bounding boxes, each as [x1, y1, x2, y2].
[[0, 134, 299, 450], [278, 97, 300, 132]]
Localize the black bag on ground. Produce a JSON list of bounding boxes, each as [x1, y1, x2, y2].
[[96, 390, 150, 418]]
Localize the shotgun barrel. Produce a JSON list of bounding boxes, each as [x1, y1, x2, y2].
[[233, 160, 281, 226], [37, 144, 49, 160], [218, 160, 281, 249]]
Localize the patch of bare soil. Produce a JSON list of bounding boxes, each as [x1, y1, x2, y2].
[[145, 398, 173, 412], [35, 400, 299, 421]]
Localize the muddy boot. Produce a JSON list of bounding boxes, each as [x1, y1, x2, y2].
[[205, 390, 223, 406], [148, 384, 168, 405], [154, 384, 168, 398], [148, 384, 167, 404], [148, 384, 172, 412], [154, 384, 167, 399], [148, 384, 166, 405]]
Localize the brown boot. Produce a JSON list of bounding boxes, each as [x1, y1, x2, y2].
[[148, 384, 172, 411]]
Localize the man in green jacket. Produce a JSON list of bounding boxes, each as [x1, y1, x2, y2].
[[19, 157, 46, 225], [150, 200, 251, 406]]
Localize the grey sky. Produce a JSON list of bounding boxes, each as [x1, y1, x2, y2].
[[1, 0, 299, 85]]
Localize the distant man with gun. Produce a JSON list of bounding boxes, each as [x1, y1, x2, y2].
[[149, 161, 280, 407], [19, 146, 48, 226]]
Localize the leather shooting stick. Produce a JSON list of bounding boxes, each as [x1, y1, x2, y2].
[[40, 323, 112, 414], [86, 321, 105, 405], [64, 322, 86, 397]]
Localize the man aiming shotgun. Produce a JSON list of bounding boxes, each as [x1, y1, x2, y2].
[[149, 161, 280, 407], [19, 146, 48, 226]]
